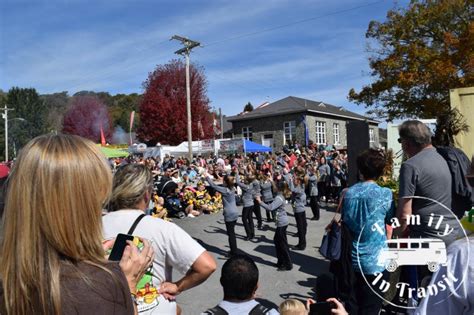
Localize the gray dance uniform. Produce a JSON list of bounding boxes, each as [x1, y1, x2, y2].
[[235, 175, 254, 207], [307, 172, 318, 197], [260, 194, 289, 227], [288, 180, 306, 214], [205, 176, 238, 222], [260, 180, 274, 203]]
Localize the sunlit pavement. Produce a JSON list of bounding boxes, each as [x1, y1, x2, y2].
[[173, 202, 336, 314]]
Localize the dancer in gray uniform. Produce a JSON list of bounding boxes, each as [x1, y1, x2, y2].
[[235, 173, 255, 241], [288, 175, 307, 250], [252, 177, 263, 230], [318, 156, 331, 202], [205, 173, 240, 257], [260, 172, 276, 222], [307, 165, 320, 220], [256, 180, 293, 271]]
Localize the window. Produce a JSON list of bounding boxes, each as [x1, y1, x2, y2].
[[422, 243, 429, 249], [410, 243, 420, 249], [315, 121, 326, 145], [242, 127, 252, 141], [333, 123, 340, 145], [400, 243, 408, 249], [369, 128, 375, 143], [283, 121, 296, 144], [388, 243, 397, 249]]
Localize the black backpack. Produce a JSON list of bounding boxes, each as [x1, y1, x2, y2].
[[203, 303, 271, 315], [436, 146, 473, 218]]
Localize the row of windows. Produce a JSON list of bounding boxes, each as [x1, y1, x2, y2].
[[388, 242, 430, 249], [241, 122, 376, 144]]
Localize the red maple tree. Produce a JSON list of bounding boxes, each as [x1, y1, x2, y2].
[[137, 59, 213, 145], [62, 95, 113, 143]]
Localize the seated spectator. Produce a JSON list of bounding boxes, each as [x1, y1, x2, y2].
[[104, 164, 217, 314], [150, 194, 169, 220], [202, 255, 279, 315]]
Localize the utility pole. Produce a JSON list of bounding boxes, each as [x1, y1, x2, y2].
[[2, 105, 14, 162], [219, 107, 224, 139], [171, 35, 200, 161]]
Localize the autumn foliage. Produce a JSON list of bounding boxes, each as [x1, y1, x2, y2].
[[62, 95, 113, 143], [138, 59, 213, 145], [349, 0, 473, 142]]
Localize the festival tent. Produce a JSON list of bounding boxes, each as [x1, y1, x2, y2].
[[243, 140, 272, 153]]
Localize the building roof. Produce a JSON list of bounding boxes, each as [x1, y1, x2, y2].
[[227, 96, 379, 124]]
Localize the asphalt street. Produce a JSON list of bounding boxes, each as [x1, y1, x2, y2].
[[172, 202, 337, 314]]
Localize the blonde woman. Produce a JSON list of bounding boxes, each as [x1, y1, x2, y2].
[[104, 164, 217, 314], [0, 134, 152, 315]]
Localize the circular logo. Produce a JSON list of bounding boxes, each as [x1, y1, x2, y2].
[[355, 195, 470, 310]]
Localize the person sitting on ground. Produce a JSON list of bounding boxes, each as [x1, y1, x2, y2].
[[202, 255, 279, 315], [150, 194, 169, 221], [104, 164, 217, 314]]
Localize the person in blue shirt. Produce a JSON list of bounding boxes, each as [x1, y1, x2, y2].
[[341, 149, 394, 315]]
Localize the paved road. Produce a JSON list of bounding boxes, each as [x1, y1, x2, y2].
[[172, 202, 337, 314]]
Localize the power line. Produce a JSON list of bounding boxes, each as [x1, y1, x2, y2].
[[55, 0, 386, 94], [202, 0, 386, 47]]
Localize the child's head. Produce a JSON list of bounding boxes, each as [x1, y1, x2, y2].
[[279, 299, 307, 315], [197, 181, 206, 191]]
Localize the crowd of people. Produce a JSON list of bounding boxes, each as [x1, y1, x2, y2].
[[0, 119, 473, 314]]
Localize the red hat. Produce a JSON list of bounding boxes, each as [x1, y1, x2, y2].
[[0, 164, 10, 178]]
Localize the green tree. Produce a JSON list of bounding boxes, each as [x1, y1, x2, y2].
[[349, 0, 473, 145], [110, 93, 141, 131], [41, 91, 70, 133], [2, 87, 48, 159], [243, 102, 254, 112]]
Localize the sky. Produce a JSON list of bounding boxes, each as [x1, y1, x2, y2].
[[0, 0, 410, 118]]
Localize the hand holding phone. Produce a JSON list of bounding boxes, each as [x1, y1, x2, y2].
[[117, 237, 155, 294], [309, 298, 347, 315], [108, 234, 134, 261]]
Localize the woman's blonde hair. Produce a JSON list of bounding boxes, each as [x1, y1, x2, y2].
[[279, 298, 307, 315], [0, 134, 113, 314], [108, 164, 153, 211]]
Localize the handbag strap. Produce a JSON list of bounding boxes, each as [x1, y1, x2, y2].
[[127, 213, 146, 235], [332, 189, 347, 222], [335, 188, 347, 214]]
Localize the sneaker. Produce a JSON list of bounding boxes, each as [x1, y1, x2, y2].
[[187, 213, 195, 218]]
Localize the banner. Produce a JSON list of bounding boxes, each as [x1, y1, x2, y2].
[[201, 139, 214, 152], [219, 139, 243, 153]]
